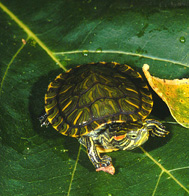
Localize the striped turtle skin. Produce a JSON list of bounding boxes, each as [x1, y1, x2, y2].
[[44, 62, 153, 137], [41, 62, 168, 174]]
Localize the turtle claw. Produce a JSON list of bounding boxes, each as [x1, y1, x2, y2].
[[102, 155, 112, 162], [95, 155, 115, 174], [39, 113, 50, 127], [96, 163, 115, 175], [99, 155, 112, 167]]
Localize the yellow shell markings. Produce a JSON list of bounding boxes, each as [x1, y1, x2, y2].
[[114, 74, 127, 80], [119, 114, 122, 121], [82, 77, 90, 89], [92, 73, 99, 83], [108, 100, 117, 113], [96, 84, 104, 97], [66, 107, 91, 128], [44, 62, 154, 139], [59, 86, 72, 95], [45, 99, 57, 111], [88, 90, 94, 102], [129, 70, 142, 79], [93, 121, 100, 127], [66, 68, 72, 73], [143, 64, 189, 128], [45, 92, 57, 99], [78, 88, 94, 106], [135, 71, 143, 79], [45, 75, 65, 100], [47, 83, 57, 90], [45, 85, 61, 99], [142, 84, 151, 90], [112, 61, 120, 66], [80, 72, 99, 91], [83, 125, 89, 135], [140, 88, 153, 115], [140, 93, 153, 104], [125, 99, 140, 109], [80, 72, 86, 79], [137, 111, 148, 119], [125, 87, 139, 94], [59, 124, 70, 135], [122, 64, 143, 80], [118, 98, 136, 112], [119, 64, 131, 72], [141, 104, 152, 112], [51, 79, 61, 86], [92, 98, 120, 119], [92, 120, 126, 135], [73, 111, 83, 125], [79, 82, 115, 107], [62, 100, 72, 112], [104, 87, 114, 97], [128, 114, 138, 122], [60, 96, 79, 114], [52, 117, 63, 130], [55, 73, 64, 80], [93, 103, 100, 117], [127, 96, 140, 105], [47, 108, 59, 124], [99, 74, 112, 84], [99, 61, 106, 64], [142, 95, 153, 106], [141, 97, 153, 105], [70, 128, 79, 137]]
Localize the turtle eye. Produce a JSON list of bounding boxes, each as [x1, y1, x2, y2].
[[130, 134, 137, 139], [127, 132, 138, 140]]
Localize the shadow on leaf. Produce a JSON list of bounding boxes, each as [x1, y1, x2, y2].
[[29, 69, 80, 163], [29, 68, 173, 174]]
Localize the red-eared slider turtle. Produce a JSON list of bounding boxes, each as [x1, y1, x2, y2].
[[40, 62, 168, 175]]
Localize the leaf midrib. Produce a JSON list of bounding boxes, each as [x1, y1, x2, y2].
[[0, 2, 67, 71], [53, 50, 189, 68], [140, 147, 189, 195], [0, 2, 188, 196]]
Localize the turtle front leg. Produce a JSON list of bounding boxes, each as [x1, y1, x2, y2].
[[145, 119, 169, 137], [78, 136, 115, 175]]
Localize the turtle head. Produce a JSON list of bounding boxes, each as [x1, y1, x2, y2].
[[114, 120, 168, 150], [112, 122, 149, 150], [122, 122, 149, 150]]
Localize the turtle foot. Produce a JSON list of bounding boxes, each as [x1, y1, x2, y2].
[[96, 163, 115, 175], [39, 113, 49, 127]]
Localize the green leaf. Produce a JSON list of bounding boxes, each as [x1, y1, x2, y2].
[[0, 1, 188, 196]]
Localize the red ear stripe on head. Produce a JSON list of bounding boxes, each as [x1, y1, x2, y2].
[[113, 134, 126, 141]]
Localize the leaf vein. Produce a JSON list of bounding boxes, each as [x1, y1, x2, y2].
[[54, 50, 189, 67], [67, 144, 81, 196], [0, 37, 28, 96], [140, 147, 189, 194], [78, 20, 103, 49], [169, 166, 189, 172], [0, 2, 67, 71], [152, 171, 163, 196]]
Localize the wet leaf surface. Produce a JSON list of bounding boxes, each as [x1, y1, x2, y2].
[[0, 1, 189, 196]]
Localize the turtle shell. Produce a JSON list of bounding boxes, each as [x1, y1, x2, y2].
[[44, 62, 153, 138]]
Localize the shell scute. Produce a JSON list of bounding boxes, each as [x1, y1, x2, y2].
[[44, 62, 153, 137]]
